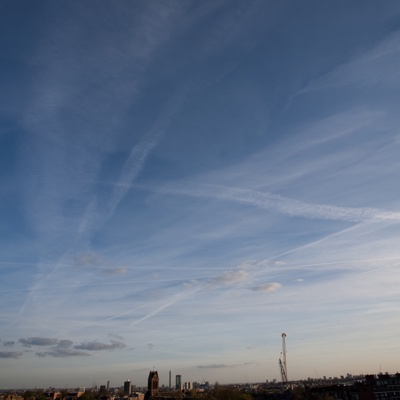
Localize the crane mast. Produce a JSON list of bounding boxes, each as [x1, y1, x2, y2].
[[279, 333, 288, 383]]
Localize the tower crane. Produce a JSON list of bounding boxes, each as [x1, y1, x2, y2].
[[279, 333, 288, 383]]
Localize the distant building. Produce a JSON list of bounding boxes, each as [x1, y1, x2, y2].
[[175, 375, 182, 391], [124, 380, 131, 395]]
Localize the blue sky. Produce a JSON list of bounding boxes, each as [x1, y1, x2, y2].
[[1, 0, 400, 389]]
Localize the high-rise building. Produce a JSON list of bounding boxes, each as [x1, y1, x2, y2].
[[124, 380, 131, 395], [176, 375, 182, 390], [147, 371, 159, 397]]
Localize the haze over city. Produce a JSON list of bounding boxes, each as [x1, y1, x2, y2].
[[1, 0, 400, 389]]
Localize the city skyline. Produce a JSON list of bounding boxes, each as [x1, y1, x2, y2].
[[1, 0, 400, 389]]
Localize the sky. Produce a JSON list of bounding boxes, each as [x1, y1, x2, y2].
[[1, 0, 400, 390]]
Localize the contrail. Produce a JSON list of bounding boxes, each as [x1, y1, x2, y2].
[[268, 257, 400, 271], [19, 86, 192, 322], [130, 286, 202, 327], [358, 261, 400, 276], [135, 181, 400, 223], [78, 87, 190, 237], [269, 216, 390, 262]]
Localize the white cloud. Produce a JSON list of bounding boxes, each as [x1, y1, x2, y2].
[[251, 283, 281, 293], [207, 270, 249, 288]]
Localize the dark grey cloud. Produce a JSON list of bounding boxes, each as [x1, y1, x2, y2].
[[0, 351, 23, 359], [147, 343, 154, 350], [57, 340, 73, 349], [16, 336, 125, 354], [36, 348, 90, 358], [3, 341, 15, 347], [197, 362, 255, 369], [74, 340, 126, 351], [19, 337, 58, 347], [197, 364, 228, 369]]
